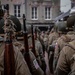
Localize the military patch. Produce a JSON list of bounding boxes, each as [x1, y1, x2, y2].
[[33, 59, 39, 69], [55, 42, 59, 51]]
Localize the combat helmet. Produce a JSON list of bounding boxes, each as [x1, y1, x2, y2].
[[67, 15, 75, 28], [0, 3, 6, 19], [0, 8, 4, 19], [55, 21, 67, 33], [0, 15, 21, 34]]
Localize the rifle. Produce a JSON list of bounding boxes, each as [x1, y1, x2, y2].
[[34, 27, 37, 40], [23, 15, 44, 75], [48, 45, 55, 74], [23, 14, 32, 73], [4, 4, 15, 75], [31, 25, 47, 75], [31, 25, 37, 57]]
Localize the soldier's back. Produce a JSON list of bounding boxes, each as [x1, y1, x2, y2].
[[56, 40, 75, 75], [0, 42, 31, 75], [53, 34, 71, 72], [48, 32, 59, 45]]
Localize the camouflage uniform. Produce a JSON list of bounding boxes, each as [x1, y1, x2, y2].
[[55, 40, 75, 75], [0, 42, 31, 75]]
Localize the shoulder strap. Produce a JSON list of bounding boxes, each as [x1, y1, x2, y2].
[[65, 44, 75, 51]]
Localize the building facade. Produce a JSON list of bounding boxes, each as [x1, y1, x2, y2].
[[25, 0, 60, 28], [1, 0, 61, 30], [1, 0, 25, 25], [71, 0, 75, 8]]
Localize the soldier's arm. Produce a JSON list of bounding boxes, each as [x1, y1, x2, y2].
[[55, 47, 70, 75], [48, 34, 53, 45], [38, 42, 44, 61], [14, 46, 32, 75]]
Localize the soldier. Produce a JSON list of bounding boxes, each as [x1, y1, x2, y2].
[[0, 9, 31, 75], [55, 39, 75, 75], [39, 31, 45, 56], [47, 22, 60, 59], [48, 21, 69, 74], [0, 40, 32, 75], [55, 13, 75, 75], [53, 34, 71, 72], [47, 22, 60, 74], [34, 33, 46, 75], [43, 31, 49, 52], [28, 26, 46, 75], [53, 21, 71, 71], [13, 30, 44, 75], [48, 22, 59, 46]]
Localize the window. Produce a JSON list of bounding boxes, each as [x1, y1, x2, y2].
[[14, 5, 21, 17], [1, 5, 5, 10], [31, 7, 38, 20], [45, 7, 51, 20]]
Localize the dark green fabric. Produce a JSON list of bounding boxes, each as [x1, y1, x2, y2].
[[55, 21, 67, 32], [57, 21, 67, 32], [67, 15, 75, 28], [0, 8, 4, 18]]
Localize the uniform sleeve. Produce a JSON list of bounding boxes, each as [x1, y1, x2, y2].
[[56, 47, 70, 73], [37, 42, 44, 61], [14, 47, 32, 75], [48, 34, 53, 45]]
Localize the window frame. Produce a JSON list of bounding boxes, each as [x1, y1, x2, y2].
[[14, 4, 21, 18], [45, 6, 51, 20], [31, 6, 38, 20], [1, 4, 6, 10]]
